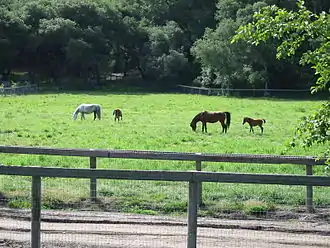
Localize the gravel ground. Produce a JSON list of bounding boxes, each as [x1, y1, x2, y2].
[[1, 207, 330, 248]]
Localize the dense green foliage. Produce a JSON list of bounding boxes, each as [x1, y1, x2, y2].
[[1, 0, 329, 90], [0, 93, 328, 214], [231, 0, 329, 164]]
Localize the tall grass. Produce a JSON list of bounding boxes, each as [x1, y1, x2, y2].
[[0, 92, 328, 216]]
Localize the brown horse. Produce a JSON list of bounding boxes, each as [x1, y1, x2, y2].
[[113, 109, 122, 122], [242, 117, 266, 134], [190, 111, 231, 133]]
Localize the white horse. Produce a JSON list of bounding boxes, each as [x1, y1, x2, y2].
[[72, 104, 102, 120]]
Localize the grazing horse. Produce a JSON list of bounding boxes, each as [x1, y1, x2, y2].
[[113, 108, 122, 122], [190, 111, 231, 133], [72, 104, 101, 120], [242, 117, 266, 134]]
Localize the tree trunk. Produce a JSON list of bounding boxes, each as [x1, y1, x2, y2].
[[95, 66, 100, 86], [263, 65, 270, 97], [28, 70, 36, 85], [136, 57, 146, 80], [1, 69, 12, 87]]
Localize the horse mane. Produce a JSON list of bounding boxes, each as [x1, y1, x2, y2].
[[191, 112, 203, 125]]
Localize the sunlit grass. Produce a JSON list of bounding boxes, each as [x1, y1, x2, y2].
[[0, 92, 328, 215]]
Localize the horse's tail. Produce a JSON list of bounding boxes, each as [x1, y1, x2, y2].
[[224, 112, 231, 129], [97, 105, 101, 119], [263, 119, 266, 123]]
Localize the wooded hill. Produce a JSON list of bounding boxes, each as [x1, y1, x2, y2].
[[1, 0, 329, 90]]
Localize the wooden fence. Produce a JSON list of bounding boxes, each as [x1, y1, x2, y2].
[[0, 146, 329, 248], [0, 145, 327, 211], [1, 165, 330, 248]]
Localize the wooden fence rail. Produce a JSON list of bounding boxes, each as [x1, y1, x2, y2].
[[0, 145, 326, 164], [0, 145, 327, 212], [1, 165, 330, 248]]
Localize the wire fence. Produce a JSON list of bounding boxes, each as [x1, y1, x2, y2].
[[0, 146, 330, 247], [1, 167, 330, 248], [0, 84, 38, 96], [177, 84, 313, 98]]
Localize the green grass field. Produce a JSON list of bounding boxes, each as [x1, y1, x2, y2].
[[0, 91, 328, 216]]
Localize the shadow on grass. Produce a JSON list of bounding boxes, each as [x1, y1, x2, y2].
[[0, 192, 8, 206], [33, 89, 329, 102], [178, 87, 329, 102], [240, 95, 328, 102], [35, 78, 179, 96]]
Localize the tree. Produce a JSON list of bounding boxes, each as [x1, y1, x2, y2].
[[140, 21, 189, 82], [0, 6, 29, 85], [232, 0, 329, 164], [191, 1, 277, 92], [36, 17, 77, 82]]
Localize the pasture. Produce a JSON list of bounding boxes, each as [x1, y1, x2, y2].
[[0, 91, 328, 216]]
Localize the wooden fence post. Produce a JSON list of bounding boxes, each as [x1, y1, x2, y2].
[[31, 176, 41, 248], [195, 160, 203, 207], [306, 164, 314, 213], [187, 180, 198, 248], [90, 157, 97, 202]]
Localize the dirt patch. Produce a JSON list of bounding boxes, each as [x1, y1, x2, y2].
[[1, 207, 330, 248]]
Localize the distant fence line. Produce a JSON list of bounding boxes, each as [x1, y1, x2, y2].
[[0, 84, 38, 96], [177, 84, 311, 97]]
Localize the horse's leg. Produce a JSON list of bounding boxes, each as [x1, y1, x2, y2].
[[93, 111, 96, 120], [220, 120, 226, 133], [202, 122, 207, 132], [260, 125, 264, 134], [81, 113, 85, 120], [251, 126, 254, 133]]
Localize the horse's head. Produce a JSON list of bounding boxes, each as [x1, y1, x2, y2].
[[190, 121, 197, 131], [72, 112, 78, 120], [242, 117, 248, 125], [190, 112, 202, 131]]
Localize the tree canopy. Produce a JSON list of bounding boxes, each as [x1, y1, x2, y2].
[[0, 0, 329, 92], [232, 0, 329, 164]]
